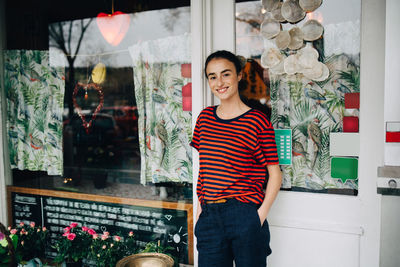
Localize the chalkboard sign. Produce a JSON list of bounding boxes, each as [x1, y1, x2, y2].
[[8, 186, 193, 264]]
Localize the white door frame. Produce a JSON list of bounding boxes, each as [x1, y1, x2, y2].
[[190, 0, 384, 266], [0, 0, 10, 225]]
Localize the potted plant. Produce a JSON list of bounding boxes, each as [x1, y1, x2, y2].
[[116, 240, 176, 267], [12, 222, 49, 264], [1, 222, 49, 266], [53, 223, 93, 266], [89, 231, 138, 267], [0, 222, 18, 267]]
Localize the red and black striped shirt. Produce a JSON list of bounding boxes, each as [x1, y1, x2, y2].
[[190, 106, 279, 205]]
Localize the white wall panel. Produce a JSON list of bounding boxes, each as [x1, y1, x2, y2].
[[269, 226, 360, 267], [384, 0, 400, 166]]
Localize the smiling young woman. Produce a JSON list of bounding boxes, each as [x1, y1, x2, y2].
[[190, 50, 282, 267]]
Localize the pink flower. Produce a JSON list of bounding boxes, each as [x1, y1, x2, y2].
[[37, 228, 41, 232], [67, 233, 76, 241], [82, 226, 89, 232], [7, 226, 11, 231], [10, 229, 17, 235], [21, 241, 24, 246], [63, 232, 68, 237], [114, 236, 121, 242], [101, 234, 108, 240], [129, 231, 134, 237], [88, 229, 96, 235], [102, 245, 106, 249], [19, 222, 24, 227], [103, 231, 110, 236], [92, 234, 98, 239], [42, 227, 47, 231], [70, 222, 78, 228], [20, 229, 26, 235], [63, 227, 71, 233], [30, 222, 35, 228]]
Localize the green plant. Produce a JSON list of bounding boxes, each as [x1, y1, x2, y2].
[[89, 231, 138, 267], [140, 240, 177, 267], [53, 223, 93, 263], [0, 223, 18, 266], [11, 222, 49, 262]]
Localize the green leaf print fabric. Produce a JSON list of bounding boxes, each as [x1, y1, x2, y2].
[[4, 50, 65, 175], [129, 34, 192, 184], [270, 53, 359, 191]]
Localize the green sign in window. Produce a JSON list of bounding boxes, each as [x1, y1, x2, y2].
[[274, 129, 292, 165], [331, 157, 358, 183]]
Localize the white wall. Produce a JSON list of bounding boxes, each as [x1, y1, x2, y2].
[[380, 0, 400, 266], [380, 196, 400, 267], [384, 0, 400, 166]]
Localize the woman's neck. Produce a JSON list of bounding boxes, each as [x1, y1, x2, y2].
[[217, 98, 250, 119]]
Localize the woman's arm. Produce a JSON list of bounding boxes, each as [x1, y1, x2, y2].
[[257, 164, 282, 224]]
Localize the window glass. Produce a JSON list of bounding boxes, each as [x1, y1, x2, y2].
[[4, 1, 193, 264], [8, 2, 192, 201], [236, 0, 361, 195]]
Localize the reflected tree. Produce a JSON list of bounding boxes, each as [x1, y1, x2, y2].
[[49, 19, 93, 118]]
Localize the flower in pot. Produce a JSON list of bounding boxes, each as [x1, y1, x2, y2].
[[11, 222, 49, 263], [89, 230, 138, 267], [0, 224, 18, 266], [116, 240, 177, 267], [53, 223, 93, 265]]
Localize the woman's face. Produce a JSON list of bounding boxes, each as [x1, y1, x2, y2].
[[205, 58, 242, 102]]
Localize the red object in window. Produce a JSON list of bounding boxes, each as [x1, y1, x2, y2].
[[97, 11, 130, 46], [182, 83, 192, 97], [386, 132, 400, 142], [343, 116, 359, 132], [181, 64, 191, 78], [182, 97, 192, 111], [182, 83, 192, 111], [345, 92, 360, 109]]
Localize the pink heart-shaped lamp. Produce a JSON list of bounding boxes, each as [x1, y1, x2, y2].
[[96, 11, 130, 46]]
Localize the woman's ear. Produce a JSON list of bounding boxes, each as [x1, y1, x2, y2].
[[238, 71, 243, 82]]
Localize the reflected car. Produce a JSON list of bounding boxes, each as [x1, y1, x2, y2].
[[99, 106, 138, 137], [63, 113, 123, 167], [66, 113, 121, 146]]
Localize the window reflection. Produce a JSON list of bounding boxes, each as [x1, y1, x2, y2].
[[236, 0, 361, 195], [12, 5, 192, 202]]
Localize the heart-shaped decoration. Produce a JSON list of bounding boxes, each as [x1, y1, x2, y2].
[[72, 82, 104, 134], [96, 11, 130, 46]]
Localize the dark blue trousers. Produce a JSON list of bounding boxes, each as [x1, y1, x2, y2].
[[195, 199, 272, 267]]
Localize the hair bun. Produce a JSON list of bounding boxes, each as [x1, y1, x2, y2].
[[236, 55, 247, 70]]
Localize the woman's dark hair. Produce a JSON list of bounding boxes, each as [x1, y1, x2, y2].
[[204, 50, 242, 78]]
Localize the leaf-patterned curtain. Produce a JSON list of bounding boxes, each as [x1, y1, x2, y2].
[[4, 50, 65, 175], [270, 54, 359, 191], [129, 34, 192, 184]]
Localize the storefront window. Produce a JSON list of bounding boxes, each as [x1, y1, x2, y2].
[[3, 1, 193, 264], [6, 1, 192, 201], [236, 0, 361, 195]]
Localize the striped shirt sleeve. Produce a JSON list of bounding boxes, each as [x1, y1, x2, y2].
[[190, 114, 201, 151], [257, 126, 279, 166]]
